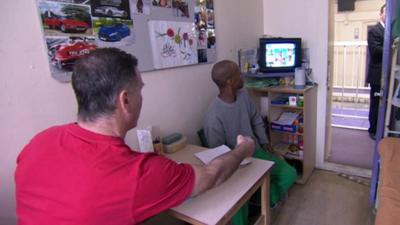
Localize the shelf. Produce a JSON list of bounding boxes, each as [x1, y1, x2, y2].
[[270, 104, 303, 110], [270, 130, 304, 136], [251, 85, 317, 185], [284, 154, 304, 161], [243, 72, 294, 78], [248, 85, 314, 94]]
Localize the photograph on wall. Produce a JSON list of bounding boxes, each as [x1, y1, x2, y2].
[[197, 29, 207, 49], [207, 28, 215, 48], [46, 36, 97, 81], [205, 0, 212, 9], [172, 0, 189, 18], [46, 0, 90, 4], [91, 0, 131, 19], [194, 0, 206, 30], [131, 0, 151, 15], [197, 49, 207, 63], [152, 0, 171, 8], [38, 0, 93, 36], [206, 9, 214, 28], [148, 20, 198, 69], [92, 17, 135, 44]]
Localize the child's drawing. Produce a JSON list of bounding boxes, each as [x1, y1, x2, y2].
[[148, 20, 198, 69]]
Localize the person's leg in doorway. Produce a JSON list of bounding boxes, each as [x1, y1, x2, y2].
[[368, 84, 381, 139]]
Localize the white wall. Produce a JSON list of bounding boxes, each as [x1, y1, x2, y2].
[[263, 0, 329, 168], [334, 0, 385, 41], [0, 0, 263, 223]]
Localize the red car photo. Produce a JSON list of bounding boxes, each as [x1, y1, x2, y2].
[[43, 11, 90, 33], [49, 38, 97, 70]]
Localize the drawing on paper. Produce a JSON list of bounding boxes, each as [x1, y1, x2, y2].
[[148, 21, 198, 69]]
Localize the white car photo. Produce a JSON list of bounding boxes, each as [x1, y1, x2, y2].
[[94, 6, 127, 17]]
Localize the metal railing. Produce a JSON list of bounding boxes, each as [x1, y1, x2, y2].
[[332, 41, 370, 129]]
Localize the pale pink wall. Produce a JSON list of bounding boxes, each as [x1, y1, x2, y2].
[[0, 0, 264, 223]]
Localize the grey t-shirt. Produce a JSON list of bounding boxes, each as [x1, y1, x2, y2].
[[203, 88, 268, 149]]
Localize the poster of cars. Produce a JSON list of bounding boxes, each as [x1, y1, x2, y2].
[[37, 0, 135, 82], [36, 0, 216, 82], [148, 21, 198, 69]]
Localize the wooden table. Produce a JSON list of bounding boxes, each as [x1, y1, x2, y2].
[[165, 145, 274, 225]]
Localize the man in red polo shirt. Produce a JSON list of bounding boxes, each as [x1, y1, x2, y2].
[[15, 48, 255, 225]]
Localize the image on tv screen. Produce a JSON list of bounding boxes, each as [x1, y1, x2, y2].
[[265, 43, 296, 67]]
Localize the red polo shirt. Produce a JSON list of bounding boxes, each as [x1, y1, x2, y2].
[[15, 123, 195, 225]]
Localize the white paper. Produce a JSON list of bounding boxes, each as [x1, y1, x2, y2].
[[137, 128, 154, 153], [194, 145, 252, 166], [272, 112, 299, 125]]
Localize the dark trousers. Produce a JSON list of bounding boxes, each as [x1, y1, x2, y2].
[[369, 84, 381, 134]]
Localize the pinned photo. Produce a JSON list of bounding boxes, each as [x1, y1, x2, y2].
[[45, 0, 89, 3], [205, 0, 213, 9], [207, 28, 215, 49], [152, 0, 171, 8], [46, 36, 97, 74], [206, 9, 214, 28], [172, 0, 189, 18], [194, 2, 206, 30], [91, 0, 131, 19], [92, 17, 134, 44], [197, 29, 207, 49], [198, 49, 207, 63], [38, 0, 93, 36], [131, 0, 151, 15]]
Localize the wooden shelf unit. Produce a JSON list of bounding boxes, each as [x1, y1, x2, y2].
[[248, 85, 318, 184]]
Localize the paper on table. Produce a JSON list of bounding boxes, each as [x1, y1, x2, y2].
[[194, 145, 252, 166]]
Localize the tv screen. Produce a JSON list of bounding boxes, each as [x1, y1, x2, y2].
[[259, 38, 302, 73]]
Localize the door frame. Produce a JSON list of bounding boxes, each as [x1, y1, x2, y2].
[[369, 0, 394, 204], [322, 0, 388, 179]]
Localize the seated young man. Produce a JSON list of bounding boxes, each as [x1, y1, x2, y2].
[[203, 60, 297, 225]]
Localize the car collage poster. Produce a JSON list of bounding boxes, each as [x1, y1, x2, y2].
[[36, 0, 216, 82]]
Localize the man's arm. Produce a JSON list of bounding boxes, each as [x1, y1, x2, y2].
[[367, 26, 384, 60], [203, 116, 226, 148], [245, 90, 269, 145], [190, 135, 255, 197]]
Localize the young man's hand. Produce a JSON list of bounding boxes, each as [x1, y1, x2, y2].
[[263, 143, 284, 159], [262, 143, 274, 153], [236, 135, 255, 158]]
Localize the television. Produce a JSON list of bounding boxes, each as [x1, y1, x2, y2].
[[259, 37, 302, 73]]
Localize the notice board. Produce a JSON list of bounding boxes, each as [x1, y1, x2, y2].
[[35, 0, 216, 82]]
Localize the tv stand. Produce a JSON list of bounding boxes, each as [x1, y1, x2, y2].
[[243, 72, 294, 78]]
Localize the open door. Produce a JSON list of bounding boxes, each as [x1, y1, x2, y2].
[[369, 0, 397, 205], [324, 0, 335, 161]]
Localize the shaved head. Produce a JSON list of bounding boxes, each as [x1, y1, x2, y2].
[[211, 60, 239, 89]]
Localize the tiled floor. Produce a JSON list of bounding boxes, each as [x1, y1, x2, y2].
[[327, 127, 374, 169]]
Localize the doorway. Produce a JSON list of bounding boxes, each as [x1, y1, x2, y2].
[[325, 0, 385, 173]]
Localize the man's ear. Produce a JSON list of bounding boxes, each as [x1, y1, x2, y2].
[[226, 78, 233, 87], [118, 89, 130, 113]]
